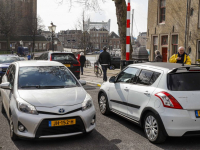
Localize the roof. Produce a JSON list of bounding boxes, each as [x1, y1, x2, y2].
[[48, 51, 72, 54], [109, 32, 120, 38], [130, 62, 194, 70], [16, 61, 63, 67]]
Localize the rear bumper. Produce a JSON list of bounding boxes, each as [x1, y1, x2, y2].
[[160, 108, 200, 137]]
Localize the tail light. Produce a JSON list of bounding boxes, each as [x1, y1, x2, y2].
[[73, 61, 80, 66], [50, 55, 52, 61], [155, 92, 183, 109]]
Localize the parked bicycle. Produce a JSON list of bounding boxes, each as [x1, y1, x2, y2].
[[94, 62, 102, 77]]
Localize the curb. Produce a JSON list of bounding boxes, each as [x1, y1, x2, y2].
[[86, 81, 102, 87]]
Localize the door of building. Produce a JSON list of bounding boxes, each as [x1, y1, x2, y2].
[[162, 47, 168, 62]]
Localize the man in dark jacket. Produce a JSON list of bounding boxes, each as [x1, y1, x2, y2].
[[154, 50, 163, 62], [79, 52, 86, 75], [98, 46, 111, 82]]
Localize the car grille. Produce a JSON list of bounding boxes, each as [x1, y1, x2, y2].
[[2, 68, 7, 72], [35, 116, 85, 138]]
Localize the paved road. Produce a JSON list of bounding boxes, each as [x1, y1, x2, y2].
[[1, 85, 200, 150]]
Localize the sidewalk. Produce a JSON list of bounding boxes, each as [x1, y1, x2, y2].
[[80, 67, 121, 86]]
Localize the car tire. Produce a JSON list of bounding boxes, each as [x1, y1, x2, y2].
[[10, 115, 18, 141], [143, 112, 166, 144], [1, 102, 5, 114], [110, 65, 115, 70], [98, 93, 110, 115]]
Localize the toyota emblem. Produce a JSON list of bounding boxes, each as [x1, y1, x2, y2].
[[58, 108, 65, 114]]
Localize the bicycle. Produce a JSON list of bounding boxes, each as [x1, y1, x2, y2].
[[94, 63, 102, 77]]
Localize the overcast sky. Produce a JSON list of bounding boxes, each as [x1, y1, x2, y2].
[[38, 0, 148, 37]]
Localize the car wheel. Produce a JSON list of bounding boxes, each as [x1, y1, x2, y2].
[[110, 65, 115, 70], [1, 102, 5, 114], [98, 93, 110, 115], [10, 116, 18, 141], [144, 112, 166, 144]]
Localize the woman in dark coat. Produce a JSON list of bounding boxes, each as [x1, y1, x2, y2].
[[79, 52, 86, 75]]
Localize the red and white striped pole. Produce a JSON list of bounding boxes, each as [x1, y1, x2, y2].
[[126, 0, 131, 61]]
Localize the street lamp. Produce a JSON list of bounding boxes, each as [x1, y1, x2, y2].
[[48, 22, 56, 51]]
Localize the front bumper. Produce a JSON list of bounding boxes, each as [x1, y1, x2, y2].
[[11, 103, 96, 139], [160, 108, 200, 137]]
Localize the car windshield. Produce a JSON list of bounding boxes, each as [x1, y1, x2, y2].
[[51, 53, 76, 61], [168, 72, 200, 91], [0, 56, 20, 64], [18, 66, 80, 89]]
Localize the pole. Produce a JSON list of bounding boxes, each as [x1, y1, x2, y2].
[[126, 0, 131, 61], [185, 0, 189, 50], [131, 9, 134, 44], [52, 31, 54, 52]]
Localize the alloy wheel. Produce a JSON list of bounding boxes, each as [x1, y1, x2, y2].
[[145, 115, 158, 141], [99, 95, 107, 114]]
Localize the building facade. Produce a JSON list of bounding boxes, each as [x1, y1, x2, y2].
[[84, 19, 111, 32], [147, 0, 200, 63], [109, 32, 121, 50], [137, 32, 147, 47]]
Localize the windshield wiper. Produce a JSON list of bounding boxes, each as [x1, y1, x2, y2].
[[19, 86, 41, 89]]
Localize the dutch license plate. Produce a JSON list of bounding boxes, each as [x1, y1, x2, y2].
[[49, 119, 76, 127], [195, 110, 200, 118], [65, 64, 71, 67]]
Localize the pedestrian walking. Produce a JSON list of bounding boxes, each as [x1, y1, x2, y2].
[[154, 50, 162, 62], [169, 46, 191, 65], [27, 53, 31, 60], [98, 46, 111, 82], [79, 52, 86, 75]]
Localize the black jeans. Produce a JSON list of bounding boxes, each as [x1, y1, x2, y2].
[[101, 65, 108, 81], [80, 66, 83, 73]]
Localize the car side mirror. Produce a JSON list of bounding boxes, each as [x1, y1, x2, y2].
[[79, 80, 86, 86], [109, 76, 116, 83], [0, 82, 11, 90]]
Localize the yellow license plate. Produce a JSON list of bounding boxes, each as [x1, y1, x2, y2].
[[195, 111, 200, 118], [49, 119, 76, 127], [65, 64, 71, 67]]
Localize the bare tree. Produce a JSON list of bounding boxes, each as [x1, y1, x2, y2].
[[58, 0, 128, 60], [0, 0, 20, 50], [23, 15, 45, 54]]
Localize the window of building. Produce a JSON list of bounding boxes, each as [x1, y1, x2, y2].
[[160, 0, 166, 23], [153, 36, 158, 58], [39, 43, 42, 50], [198, 41, 200, 59], [161, 35, 168, 45], [172, 35, 178, 54]]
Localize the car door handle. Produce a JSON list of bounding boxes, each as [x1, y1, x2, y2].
[[144, 91, 150, 96]]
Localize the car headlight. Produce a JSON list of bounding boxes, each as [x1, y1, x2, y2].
[[17, 99, 38, 115], [82, 93, 93, 111]]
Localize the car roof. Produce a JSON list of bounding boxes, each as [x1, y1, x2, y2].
[[48, 51, 72, 54], [129, 62, 195, 70], [0, 54, 19, 57], [15, 61, 63, 67]]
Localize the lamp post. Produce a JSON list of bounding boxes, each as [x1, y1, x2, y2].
[[48, 22, 56, 51]]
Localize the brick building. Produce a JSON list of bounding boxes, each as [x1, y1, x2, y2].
[[109, 32, 121, 50], [89, 27, 109, 50], [147, 0, 200, 63]]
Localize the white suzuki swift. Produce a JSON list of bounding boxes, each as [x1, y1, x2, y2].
[[98, 63, 200, 143]]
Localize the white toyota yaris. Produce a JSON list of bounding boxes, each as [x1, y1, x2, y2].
[[98, 63, 200, 143]]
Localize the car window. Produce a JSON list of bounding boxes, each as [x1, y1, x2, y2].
[[149, 72, 161, 85], [116, 67, 139, 83], [51, 53, 76, 61], [8, 65, 16, 89], [137, 70, 154, 85], [0, 56, 20, 63], [18, 66, 80, 89], [168, 72, 200, 91]]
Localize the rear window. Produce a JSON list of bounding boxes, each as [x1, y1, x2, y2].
[[168, 73, 200, 91], [51, 53, 76, 61]]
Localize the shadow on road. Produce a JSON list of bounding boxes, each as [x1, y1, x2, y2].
[[13, 130, 119, 150]]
